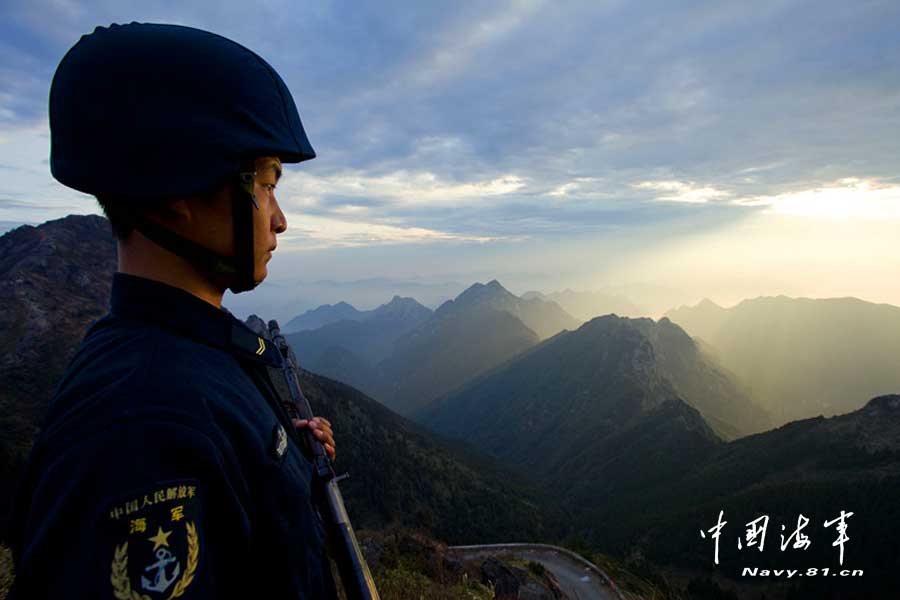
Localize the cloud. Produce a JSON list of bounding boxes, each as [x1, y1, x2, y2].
[[7, 0, 900, 193], [2, 0, 899, 300], [278, 211, 502, 250], [280, 168, 525, 210], [0, 198, 27, 207], [632, 180, 730, 204], [0, 120, 96, 222], [401, 0, 545, 88], [547, 177, 604, 197]]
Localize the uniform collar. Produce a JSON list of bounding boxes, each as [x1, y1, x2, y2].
[[109, 272, 283, 367]]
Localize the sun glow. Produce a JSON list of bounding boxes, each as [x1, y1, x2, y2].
[[738, 178, 900, 220]]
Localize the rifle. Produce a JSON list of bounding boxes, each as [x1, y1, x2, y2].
[[267, 319, 380, 600]]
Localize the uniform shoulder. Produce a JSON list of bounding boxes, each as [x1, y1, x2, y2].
[[42, 314, 250, 444]]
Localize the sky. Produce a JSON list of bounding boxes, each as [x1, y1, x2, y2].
[[2, 0, 899, 318]]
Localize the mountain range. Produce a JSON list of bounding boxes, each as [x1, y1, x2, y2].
[[2, 214, 898, 596], [277, 361, 559, 544], [286, 279, 583, 417], [284, 300, 366, 332], [222, 275, 464, 324], [370, 299, 541, 416], [441, 280, 582, 340], [283, 294, 434, 334], [420, 313, 770, 477], [288, 295, 432, 371], [594, 393, 900, 598], [666, 296, 900, 426], [0, 214, 557, 548], [420, 309, 899, 594]]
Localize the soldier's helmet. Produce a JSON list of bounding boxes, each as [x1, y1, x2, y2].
[[49, 22, 315, 292]]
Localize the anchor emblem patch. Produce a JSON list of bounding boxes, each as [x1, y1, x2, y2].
[[141, 545, 180, 593], [105, 479, 201, 599]]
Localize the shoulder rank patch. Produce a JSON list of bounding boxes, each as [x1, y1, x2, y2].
[[104, 479, 201, 599], [272, 423, 288, 460]]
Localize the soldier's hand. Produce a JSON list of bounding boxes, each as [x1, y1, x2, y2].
[[293, 417, 335, 461]]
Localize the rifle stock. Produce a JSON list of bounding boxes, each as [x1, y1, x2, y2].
[[267, 319, 380, 600]]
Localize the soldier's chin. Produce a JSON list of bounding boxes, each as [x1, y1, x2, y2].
[[214, 269, 264, 294], [254, 266, 268, 285]]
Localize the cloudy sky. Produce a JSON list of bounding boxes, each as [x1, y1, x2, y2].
[[2, 0, 899, 316]]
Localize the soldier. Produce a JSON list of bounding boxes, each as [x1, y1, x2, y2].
[[8, 22, 338, 598]]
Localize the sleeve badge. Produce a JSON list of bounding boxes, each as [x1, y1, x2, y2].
[[104, 480, 202, 599], [272, 423, 288, 461]]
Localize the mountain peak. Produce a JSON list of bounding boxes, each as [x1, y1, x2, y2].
[[378, 295, 416, 310], [521, 290, 545, 300], [455, 280, 515, 304], [369, 295, 432, 322], [434, 280, 580, 340], [283, 300, 363, 333], [863, 394, 900, 412], [381, 294, 410, 307], [583, 313, 625, 327], [383, 295, 425, 307], [697, 298, 722, 309], [0, 213, 114, 283]]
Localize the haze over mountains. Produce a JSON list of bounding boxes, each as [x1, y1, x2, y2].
[[420, 313, 769, 474], [370, 295, 541, 415], [284, 300, 367, 332], [223, 275, 464, 324], [287, 279, 583, 416], [288, 296, 432, 370], [443, 280, 582, 340], [667, 296, 900, 426], [416, 305, 900, 592], [284, 295, 434, 334], [521, 288, 646, 320], [2, 214, 899, 595]]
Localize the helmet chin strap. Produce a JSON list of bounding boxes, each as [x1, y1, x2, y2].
[[132, 173, 260, 294]]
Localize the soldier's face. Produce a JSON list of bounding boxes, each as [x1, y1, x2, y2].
[[250, 156, 287, 284], [174, 157, 287, 288]]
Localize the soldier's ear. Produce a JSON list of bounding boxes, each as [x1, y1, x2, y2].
[[166, 198, 193, 222], [143, 197, 192, 228]]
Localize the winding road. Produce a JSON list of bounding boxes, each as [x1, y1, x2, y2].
[[447, 543, 625, 600]]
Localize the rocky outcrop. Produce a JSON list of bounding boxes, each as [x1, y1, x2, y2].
[[0, 214, 115, 437], [0, 214, 116, 536]]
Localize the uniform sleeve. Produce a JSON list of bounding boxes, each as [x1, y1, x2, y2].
[[9, 417, 252, 599]]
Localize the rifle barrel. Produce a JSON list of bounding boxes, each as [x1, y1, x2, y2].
[[268, 320, 380, 600]]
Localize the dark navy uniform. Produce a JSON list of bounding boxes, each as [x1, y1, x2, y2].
[[9, 272, 337, 598]]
